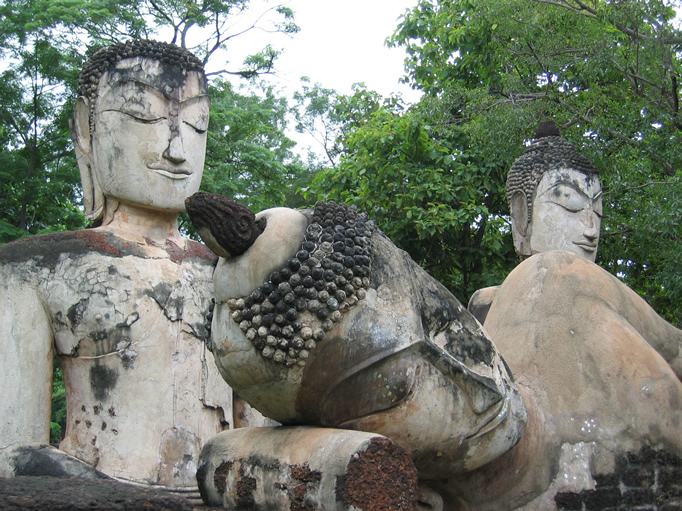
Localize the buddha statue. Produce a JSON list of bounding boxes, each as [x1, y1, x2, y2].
[[506, 120, 602, 262], [0, 40, 239, 489], [469, 121, 602, 324], [459, 122, 682, 509], [185, 194, 528, 509]]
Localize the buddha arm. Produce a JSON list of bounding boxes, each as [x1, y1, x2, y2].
[[0, 266, 54, 476], [610, 275, 682, 380]]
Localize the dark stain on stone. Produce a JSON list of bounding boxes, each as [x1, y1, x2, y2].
[[144, 282, 184, 321], [67, 299, 89, 330], [335, 436, 418, 510], [245, 454, 280, 472], [89, 363, 118, 401], [290, 464, 321, 483], [0, 230, 151, 268], [54, 311, 68, 328], [213, 460, 233, 495], [108, 406, 116, 417], [288, 464, 321, 511], [85, 420, 92, 428], [196, 463, 212, 505], [89, 330, 107, 342], [292, 484, 307, 506], [419, 284, 495, 368], [555, 446, 682, 511], [93, 405, 100, 415], [11, 445, 108, 479], [236, 463, 257, 510], [101, 422, 107, 431]]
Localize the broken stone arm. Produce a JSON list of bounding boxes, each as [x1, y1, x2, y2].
[[598, 267, 682, 380], [0, 266, 101, 478], [0, 268, 54, 476]]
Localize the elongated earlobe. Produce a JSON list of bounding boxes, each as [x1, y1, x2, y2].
[[71, 97, 104, 221], [510, 190, 531, 257]]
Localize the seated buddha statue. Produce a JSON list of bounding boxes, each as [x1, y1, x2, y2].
[[0, 40, 238, 489]]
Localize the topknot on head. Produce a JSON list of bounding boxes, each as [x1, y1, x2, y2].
[[534, 120, 560, 139], [76, 40, 205, 134]]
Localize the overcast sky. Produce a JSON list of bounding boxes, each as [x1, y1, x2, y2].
[[267, 0, 420, 100], [208, 0, 421, 156], [220, 0, 420, 99]]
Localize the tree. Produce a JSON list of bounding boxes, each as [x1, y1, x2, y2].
[[305, 85, 516, 301], [326, 0, 681, 323], [200, 79, 305, 208]]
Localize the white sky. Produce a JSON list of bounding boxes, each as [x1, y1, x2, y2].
[[250, 0, 422, 156], [203, 0, 422, 158], [260, 0, 421, 101]]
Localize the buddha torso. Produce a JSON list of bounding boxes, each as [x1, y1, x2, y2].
[[0, 228, 232, 487]]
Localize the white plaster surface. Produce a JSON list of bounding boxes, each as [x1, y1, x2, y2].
[[0, 238, 232, 486]]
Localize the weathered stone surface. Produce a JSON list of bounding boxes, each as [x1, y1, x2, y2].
[[0, 476, 194, 510], [197, 426, 418, 511], [0, 231, 232, 486], [449, 251, 682, 510], [0, 42, 252, 489], [203, 202, 527, 482]]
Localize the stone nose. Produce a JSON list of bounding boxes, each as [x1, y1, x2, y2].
[[163, 128, 186, 163], [581, 209, 599, 240]]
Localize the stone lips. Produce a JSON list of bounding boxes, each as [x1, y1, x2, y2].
[[226, 201, 376, 367]]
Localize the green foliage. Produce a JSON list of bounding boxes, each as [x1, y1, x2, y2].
[[50, 357, 66, 445], [293, 78, 345, 166], [379, 0, 682, 322], [305, 0, 682, 322], [307, 86, 516, 300], [200, 80, 305, 210]]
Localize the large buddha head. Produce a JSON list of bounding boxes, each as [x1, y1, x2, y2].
[[506, 121, 602, 262], [71, 40, 210, 224]]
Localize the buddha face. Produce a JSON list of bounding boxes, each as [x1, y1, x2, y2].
[[529, 168, 602, 261], [87, 57, 209, 212]]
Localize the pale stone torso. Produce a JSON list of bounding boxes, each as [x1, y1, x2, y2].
[[452, 251, 682, 510], [0, 229, 232, 487]]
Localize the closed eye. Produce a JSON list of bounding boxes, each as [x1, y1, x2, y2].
[[184, 120, 207, 134], [108, 109, 166, 124]]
